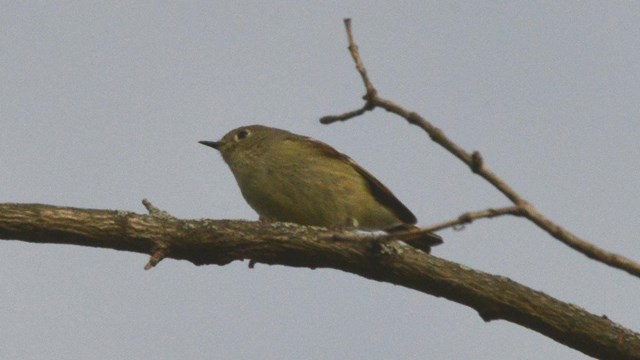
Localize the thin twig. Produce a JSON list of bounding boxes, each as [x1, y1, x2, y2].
[[145, 243, 169, 270], [344, 18, 377, 99], [372, 206, 523, 243], [422, 206, 524, 233], [320, 102, 373, 124], [142, 198, 171, 219], [322, 18, 640, 279]]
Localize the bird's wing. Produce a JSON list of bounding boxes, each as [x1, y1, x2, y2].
[[347, 157, 417, 225], [304, 136, 417, 226]]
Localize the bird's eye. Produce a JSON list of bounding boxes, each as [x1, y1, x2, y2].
[[236, 129, 249, 140]]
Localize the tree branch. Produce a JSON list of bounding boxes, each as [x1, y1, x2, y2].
[[0, 202, 639, 359], [421, 206, 523, 233], [321, 18, 640, 279]]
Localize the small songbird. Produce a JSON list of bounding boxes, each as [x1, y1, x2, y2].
[[199, 125, 442, 252]]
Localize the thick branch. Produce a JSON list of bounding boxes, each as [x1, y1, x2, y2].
[[0, 203, 639, 359], [321, 18, 640, 279]]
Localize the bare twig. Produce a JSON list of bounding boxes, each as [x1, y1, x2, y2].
[[421, 206, 524, 233], [322, 18, 640, 278], [343, 18, 377, 99], [145, 242, 169, 270], [142, 198, 171, 219], [362, 206, 524, 244], [320, 102, 374, 124], [1, 203, 639, 359]]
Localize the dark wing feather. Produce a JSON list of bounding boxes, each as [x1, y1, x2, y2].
[[306, 137, 417, 225], [348, 159, 417, 225]]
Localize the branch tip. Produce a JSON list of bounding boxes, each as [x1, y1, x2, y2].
[[319, 103, 372, 124], [320, 19, 378, 126], [142, 199, 172, 219], [142, 199, 159, 214], [144, 243, 169, 270]]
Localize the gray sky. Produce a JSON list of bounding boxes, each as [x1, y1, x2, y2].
[[2, 2, 639, 359]]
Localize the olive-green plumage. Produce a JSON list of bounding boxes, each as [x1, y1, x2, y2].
[[200, 125, 442, 251]]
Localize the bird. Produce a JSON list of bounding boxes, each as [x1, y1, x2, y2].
[[200, 125, 442, 252]]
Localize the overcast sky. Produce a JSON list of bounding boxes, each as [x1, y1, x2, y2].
[[2, 2, 639, 359]]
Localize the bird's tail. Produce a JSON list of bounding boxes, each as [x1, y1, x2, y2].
[[386, 225, 443, 253]]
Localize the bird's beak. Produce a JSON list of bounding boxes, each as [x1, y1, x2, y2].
[[199, 140, 221, 150]]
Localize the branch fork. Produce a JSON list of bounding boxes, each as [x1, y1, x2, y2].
[[321, 18, 640, 279], [142, 199, 172, 269]]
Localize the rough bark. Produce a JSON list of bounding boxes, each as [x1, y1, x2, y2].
[[1, 203, 639, 359]]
